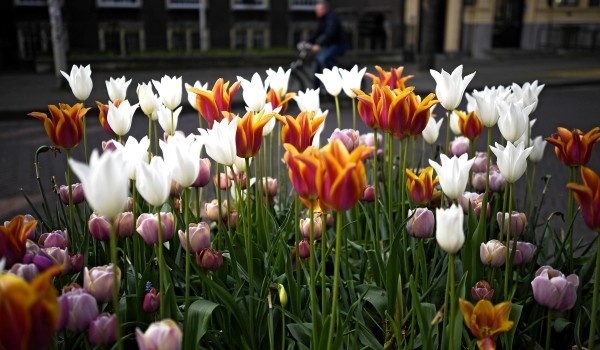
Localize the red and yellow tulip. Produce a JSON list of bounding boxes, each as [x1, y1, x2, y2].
[[278, 111, 325, 153], [29, 103, 90, 149], [236, 110, 276, 158], [406, 167, 440, 205], [456, 110, 484, 140], [392, 90, 438, 139], [266, 88, 295, 115], [0, 215, 37, 268], [188, 78, 240, 128], [459, 298, 514, 350], [545, 127, 600, 166], [316, 139, 373, 212], [0, 265, 61, 350], [366, 65, 414, 90], [567, 166, 600, 232], [283, 143, 321, 206]]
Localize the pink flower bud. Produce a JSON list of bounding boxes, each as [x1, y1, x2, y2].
[[192, 158, 212, 188], [136, 319, 182, 350], [178, 222, 211, 254], [142, 288, 160, 313], [511, 241, 537, 266], [359, 132, 383, 157], [261, 177, 278, 197], [115, 211, 134, 238], [406, 208, 435, 239], [330, 128, 360, 152], [196, 248, 223, 271], [298, 240, 310, 259], [89, 213, 111, 241], [480, 240, 507, 267], [362, 185, 375, 202], [136, 212, 175, 246], [450, 137, 470, 156], [89, 313, 117, 346], [83, 264, 121, 303], [59, 183, 85, 205], [496, 211, 527, 237], [223, 210, 238, 229], [41, 247, 71, 273], [300, 215, 323, 240], [489, 167, 506, 193], [458, 192, 490, 219], [471, 172, 487, 192], [70, 253, 84, 273], [205, 199, 222, 222], [471, 280, 494, 301], [531, 266, 579, 311], [471, 152, 488, 173]]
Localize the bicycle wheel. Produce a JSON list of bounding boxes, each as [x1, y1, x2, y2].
[[288, 69, 308, 94]]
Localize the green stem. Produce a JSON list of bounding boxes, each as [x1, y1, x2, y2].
[[448, 253, 456, 350], [373, 129, 380, 244], [504, 182, 514, 300], [217, 164, 240, 285], [400, 138, 410, 281], [184, 189, 191, 323], [153, 120, 159, 156], [309, 201, 319, 346], [294, 195, 302, 298], [567, 166, 577, 272], [351, 97, 356, 130], [245, 157, 255, 343], [65, 149, 75, 246], [445, 109, 451, 156], [147, 115, 153, 161], [545, 308, 552, 350], [334, 95, 341, 130], [321, 214, 328, 317], [387, 133, 394, 235], [156, 208, 166, 319], [326, 211, 343, 350], [108, 221, 122, 350], [589, 237, 600, 350]]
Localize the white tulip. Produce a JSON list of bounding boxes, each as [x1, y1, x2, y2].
[[160, 133, 204, 188], [430, 65, 476, 110], [109, 136, 151, 180], [157, 104, 182, 135], [497, 101, 534, 143], [260, 103, 282, 137], [422, 116, 444, 145], [237, 72, 267, 112], [435, 204, 465, 254], [136, 156, 172, 207], [198, 117, 239, 166], [510, 80, 545, 112], [293, 88, 320, 113], [69, 150, 129, 219], [315, 66, 343, 97], [61, 64, 93, 102], [265, 67, 291, 96], [339, 65, 367, 99], [105, 76, 132, 102], [107, 99, 139, 137], [465, 86, 508, 127], [429, 153, 475, 200], [152, 75, 182, 111], [185, 81, 208, 112], [529, 136, 547, 163], [490, 141, 533, 183], [450, 110, 463, 136], [136, 82, 161, 119]]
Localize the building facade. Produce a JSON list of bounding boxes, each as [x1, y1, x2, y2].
[[1, 0, 598, 70]]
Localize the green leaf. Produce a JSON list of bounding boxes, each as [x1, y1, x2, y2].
[[409, 276, 432, 350], [506, 303, 523, 348], [356, 284, 387, 318], [553, 317, 571, 333], [287, 322, 312, 349], [184, 299, 220, 350]]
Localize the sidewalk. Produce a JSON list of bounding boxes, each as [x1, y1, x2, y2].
[[1, 50, 599, 117]]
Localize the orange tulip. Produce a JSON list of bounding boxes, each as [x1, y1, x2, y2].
[[567, 166, 600, 232], [316, 139, 373, 212], [236, 110, 276, 158], [188, 78, 240, 128], [0, 265, 61, 350], [456, 110, 484, 140], [283, 143, 320, 204], [392, 90, 438, 139], [96, 99, 124, 137], [366, 65, 414, 90], [0, 215, 37, 268], [406, 167, 440, 205], [459, 298, 514, 350], [278, 111, 325, 153], [545, 127, 600, 166], [354, 86, 379, 129], [29, 103, 90, 149], [266, 88, 295, 115]]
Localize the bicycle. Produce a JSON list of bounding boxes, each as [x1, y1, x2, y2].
[[287, 42, 315, 94]]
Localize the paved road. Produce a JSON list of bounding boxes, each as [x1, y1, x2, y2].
[[1, 52, 599, 246]]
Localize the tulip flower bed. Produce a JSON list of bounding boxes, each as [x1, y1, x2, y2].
[[1, 63, 600, 350]]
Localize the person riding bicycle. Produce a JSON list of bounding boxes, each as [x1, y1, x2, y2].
[[301, 1, 346, 90]]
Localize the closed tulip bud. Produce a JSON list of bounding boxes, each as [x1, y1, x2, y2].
[[435, 204, 465, 254], [511, 241, 537, 266], [261, 177, 278, 198], [42, 247, 71, 273], [224, 210, 238, 229], [450, 136, 470, 157], [277, 283, 288, 307], [58, 287, 100, 332], [88, 213, 111, 241], [300, 215, 323, 240], [362, 185, 375, 202], [489, 167, 506, 193], [471, 172, 487, 192], [450, 111, 462, 136], [83, 264, 121, 303], [480, 240, 507, 267], [178, 222, 211, 254], [422, 116, 444, 145], [89, 313, 117, 346], [497, 211, 527, 236], [359, 132, 383, 157], [196, 248, 224, 271], [205, 199, 222, 222], [59, 183, 85, 205], [471, 280, 494, 301], [115, 211, 134, 238], [329, 128, 360, 152], [136, 212, 175, 246], [32, 251, 54, 271], [458, 192, 490, 219], [39, 229, 69, 249], [298, 240, 310, 259], [69, 254, 84, 273], [531, 266, 579, 311], [406, 208, 435, 239], [529, 136, 547, 163], [142, 288, 160, 313], [136, 319, 182, 350], [8, 263, 39, 282], [192, 158, 212, 188], [472, 152, 488, 173]]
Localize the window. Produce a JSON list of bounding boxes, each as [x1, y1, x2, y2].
[[16, 21, 52, 60], [14, 0, 47, 6], [553, 0, 578, 6], [288, 22, 315, 47], [167, 23, 205, 52], [289, 0, 316, 11], [166, 0, 205, 10], [231, 0, 268, 10], [97, 0, 141, 8], [99, 22, 144, 55], [231, 23, 269, 49]]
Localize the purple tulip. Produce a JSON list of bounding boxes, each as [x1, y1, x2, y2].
[[178, 222, 211, 254], [471, 280, 494, 301], [59, 183, 85, 205], [39, 229, 69, 249], [89, 313, 117, 346], [531, 265, 579, 311], [88, 213, 111, 241], [196, 248, 223, 271], [58, 287, 100, 332], [143, 288, 160, 313], [9, 263, 39, 281], [406, 208, 435, 239], [191, 158, 212, 188], [330, 128, 360, 152], [136, 212, 175, 245], [497, 211, 527, 236], [84, 264, 121, 303]]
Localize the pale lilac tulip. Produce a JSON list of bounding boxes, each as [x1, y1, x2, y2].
[[531, 266, 578, 311], [136, 319, 182, 350], [84, 264, 121, 303]]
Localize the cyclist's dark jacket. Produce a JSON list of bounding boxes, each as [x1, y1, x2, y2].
[[308, 10, 344, 47]]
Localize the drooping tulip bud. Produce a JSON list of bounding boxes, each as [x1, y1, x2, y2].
[[142, 288, 160, 313], [89, 313, 117, 346], [83, 264, 121, 303], [196, 248, 224, 271], [497, 211, 527, 237], [406, 208, 435, 239], [480, 240, 507, 267], [59, 183, 85, 205], [58, 287, 100, 332], [471, 280, 494, 301]]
